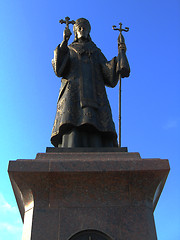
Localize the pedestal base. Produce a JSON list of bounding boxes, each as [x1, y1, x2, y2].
[[8, 149, 170, 240]]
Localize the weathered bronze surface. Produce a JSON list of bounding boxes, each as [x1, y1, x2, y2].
[[51, 17, 130, 148]]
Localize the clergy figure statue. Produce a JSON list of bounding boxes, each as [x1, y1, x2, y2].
[[51, 17, 130, 148]]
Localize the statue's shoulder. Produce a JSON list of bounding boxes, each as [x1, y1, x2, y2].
[[90, 42, 107, 61]]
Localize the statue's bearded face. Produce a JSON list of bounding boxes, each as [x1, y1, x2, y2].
[[76, 24, 89, 39]]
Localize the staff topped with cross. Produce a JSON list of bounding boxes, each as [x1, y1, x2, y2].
[[112, 22, 130, 147], [113, 22, 129, 50]]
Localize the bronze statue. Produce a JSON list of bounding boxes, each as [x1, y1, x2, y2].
[[51, 17, 130, 148]]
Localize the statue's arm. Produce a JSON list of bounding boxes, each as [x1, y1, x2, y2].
[[100, 50, 130, 87], [52, 40, 70, 77], [100, 52, 119, 88], [117, 47, 130, 78]]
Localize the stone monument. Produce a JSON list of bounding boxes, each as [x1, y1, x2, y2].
[[8, 17, 170, 240]]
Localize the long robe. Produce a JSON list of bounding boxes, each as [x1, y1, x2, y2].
[[51, 40, 119, 147]]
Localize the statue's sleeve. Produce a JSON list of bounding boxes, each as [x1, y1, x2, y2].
[[52, 41, 70, 77], [99, 51, 119, 88]]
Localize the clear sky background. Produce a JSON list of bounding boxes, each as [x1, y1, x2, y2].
[[0, 0, 180, 239]]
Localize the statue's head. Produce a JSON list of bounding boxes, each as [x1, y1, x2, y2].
[[73, 18, 91, 42]]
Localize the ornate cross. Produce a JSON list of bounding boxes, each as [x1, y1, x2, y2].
[[112, 22, 129, 34], [59, 16, 75, 29]]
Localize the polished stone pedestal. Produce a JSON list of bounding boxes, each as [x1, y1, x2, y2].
[[8, 149, 170, 240]]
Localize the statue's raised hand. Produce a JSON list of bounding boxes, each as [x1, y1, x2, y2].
[[63, 28, 72, 42]]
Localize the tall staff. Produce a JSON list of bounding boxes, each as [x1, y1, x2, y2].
[[113, 23, 130, 147]]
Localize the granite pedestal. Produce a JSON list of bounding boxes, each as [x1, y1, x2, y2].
[[8, 149, 170, 240]]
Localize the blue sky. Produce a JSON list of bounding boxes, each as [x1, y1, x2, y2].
[[0, 0, 180, 239]]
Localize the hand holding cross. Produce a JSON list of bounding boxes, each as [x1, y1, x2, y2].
[[59, 16, 75, 42]]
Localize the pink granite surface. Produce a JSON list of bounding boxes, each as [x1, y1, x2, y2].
[[8, 151, 170, 240]]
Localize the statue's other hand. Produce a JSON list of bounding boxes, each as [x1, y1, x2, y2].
[[117, 51, 130, 78], [119, 67, 130, 78], [63, 28, 72, 42]]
